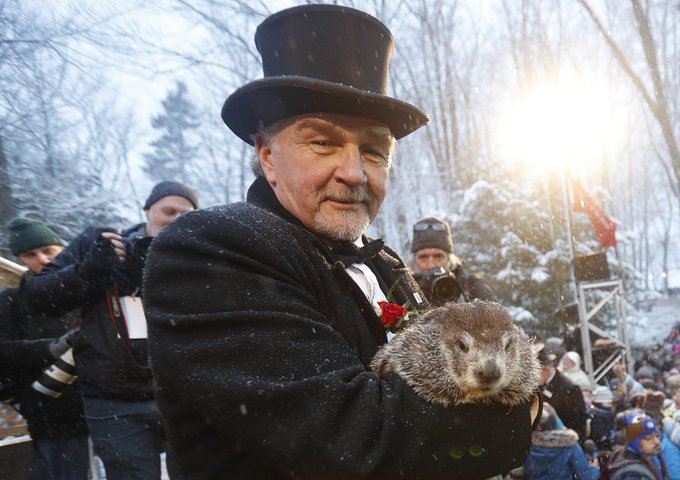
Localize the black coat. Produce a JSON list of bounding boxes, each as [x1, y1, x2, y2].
[[20, 225, 153, 400], [144, 177, 532, 480], [0, 283, 87, 440], [541, 369, 588, 442]]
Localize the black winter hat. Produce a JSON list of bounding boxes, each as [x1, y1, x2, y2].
[[221, 4, 429, 145], [410, 216, 454, 253], [143, 181, 199, 210], [8, 218, 64, 255]]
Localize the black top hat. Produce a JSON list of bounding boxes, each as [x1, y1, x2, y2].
[[221, 4, 429, 145]]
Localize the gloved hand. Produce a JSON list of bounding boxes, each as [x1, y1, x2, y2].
[[48, 328, 79, 358], [77, 231, 119, 282]]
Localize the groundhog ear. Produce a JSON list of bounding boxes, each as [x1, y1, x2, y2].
[[377, 361, 393, 376]]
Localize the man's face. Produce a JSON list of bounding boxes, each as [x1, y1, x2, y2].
[[638, 432, 661, 456], [18, 245, 64, 273], [144, 195, 195, 237], [256, 113, 394, 241], [414, 247, 449, 273]]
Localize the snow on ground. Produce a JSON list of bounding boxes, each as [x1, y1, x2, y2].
[[626, 296, 680, 348]]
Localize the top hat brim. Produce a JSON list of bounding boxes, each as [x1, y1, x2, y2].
[[221, 76, 429, 146]]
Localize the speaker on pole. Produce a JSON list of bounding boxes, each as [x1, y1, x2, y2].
[[573, 252, 610, 283]]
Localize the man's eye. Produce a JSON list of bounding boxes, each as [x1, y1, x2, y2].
[[311, 140, 331, 147], [362, 149, 388, 164]]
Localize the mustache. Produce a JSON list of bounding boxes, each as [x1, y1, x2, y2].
[[320, 187, 371, 203]]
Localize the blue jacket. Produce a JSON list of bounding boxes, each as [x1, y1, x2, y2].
[[524, 429, 599, 480], [662, 417, 680, 480]]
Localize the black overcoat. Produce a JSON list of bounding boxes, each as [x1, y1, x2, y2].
[[144, 177, 532, 479]]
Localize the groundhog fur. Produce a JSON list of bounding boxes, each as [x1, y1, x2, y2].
[[371, 301, 540, 407]]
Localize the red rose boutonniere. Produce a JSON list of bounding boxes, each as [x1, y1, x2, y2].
[[376, 301, 410, 333]]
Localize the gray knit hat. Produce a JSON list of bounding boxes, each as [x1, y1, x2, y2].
[[8, 218, 64, 255], [143, 181, 199, 210], [410, 216, 454, 253]]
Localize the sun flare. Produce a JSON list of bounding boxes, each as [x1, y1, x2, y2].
[[496, 73, 624, 178]]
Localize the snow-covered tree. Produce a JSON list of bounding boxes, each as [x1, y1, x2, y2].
[[144, 81, 200, 184]]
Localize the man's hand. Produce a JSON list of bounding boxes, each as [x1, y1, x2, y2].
[[48, 328, 79, 358], [77, 229, 123, 281], [102, 231, 127, 263]]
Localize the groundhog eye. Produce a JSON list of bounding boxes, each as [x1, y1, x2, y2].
[[457, 340, 468, 353], [504, 338, 513, 351]]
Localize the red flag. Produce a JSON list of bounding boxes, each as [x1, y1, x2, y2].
[[572, 180, 617, 247]]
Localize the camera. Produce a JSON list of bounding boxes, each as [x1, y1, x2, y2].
[[32, 348, 78, 398], [412, 266, 462, 305], [122, 236, 153, 264]]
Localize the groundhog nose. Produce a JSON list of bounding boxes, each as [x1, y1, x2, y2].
[[478, 359, 501, 383]]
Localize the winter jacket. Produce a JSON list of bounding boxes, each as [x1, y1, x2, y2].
[[143, 176, 533, 480], [541, 369, 589, 443], [588, 403, 615, 451], [0, 283, 87, 440], [661, 417, 680, 480], [608, 447, 668, 480], [20, 224, 153, 400], [523, 428, 599, 480]]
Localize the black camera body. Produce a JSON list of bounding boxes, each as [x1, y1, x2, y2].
[[412, 267, 463, 305]]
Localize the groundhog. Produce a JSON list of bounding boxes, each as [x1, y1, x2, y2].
[[371, 301, 540, 407]]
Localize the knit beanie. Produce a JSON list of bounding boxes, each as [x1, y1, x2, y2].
[[7, 218, 64, 255], [143, 181, 199, 210], [592, 385, 614, 405], [410, 216, 454, 253]]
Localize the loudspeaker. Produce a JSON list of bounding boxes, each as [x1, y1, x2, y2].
[[574, 252, 610, 282]]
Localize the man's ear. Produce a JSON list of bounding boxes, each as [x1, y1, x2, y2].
[[255, 134, 277, 187], [143, 208, 150, 221]]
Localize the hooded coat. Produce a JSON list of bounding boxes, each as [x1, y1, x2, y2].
[[559, 351, 594, 392], [523, 428, 599, 480], [143, 177, 533, 480]]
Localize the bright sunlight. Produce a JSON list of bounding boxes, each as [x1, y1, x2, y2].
[[496, 72, 625, 178]]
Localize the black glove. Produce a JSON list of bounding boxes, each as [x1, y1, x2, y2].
[[48, 328, 79, 358], [77, 232, 118, 282]]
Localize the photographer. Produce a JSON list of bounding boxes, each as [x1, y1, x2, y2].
[[19, 181, 198, 480], [0, 218, 89, 479], [409, 216, 497, 305]]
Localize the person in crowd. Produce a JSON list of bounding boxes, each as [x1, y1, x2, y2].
[[523, 402, 599, 480], [538, 344, 589, 443], [613, 360, 646, 408], [608, 411, 669, 480], [661, 385, 680, 479], [559, 351, 594, 393], [19, 182, 198, 480], [636, 365, 663, 391], [0, 218, 89, 479], [588, 385, 616, 450], [143, 5, 535, 479], [408, 215, 498, 305], [587, 385, 617, 476]]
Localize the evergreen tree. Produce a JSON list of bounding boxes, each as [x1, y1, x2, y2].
[[144, 81, 200, 184]]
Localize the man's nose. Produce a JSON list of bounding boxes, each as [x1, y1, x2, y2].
[[38, 253, 51, 265], [335, 145, 367, 185]]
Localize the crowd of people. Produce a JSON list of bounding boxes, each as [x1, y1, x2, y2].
[[503, 328, 680, 480], [0, 3, 677, 480]]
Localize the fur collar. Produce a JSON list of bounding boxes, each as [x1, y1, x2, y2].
[[532, 429, 579, 448]]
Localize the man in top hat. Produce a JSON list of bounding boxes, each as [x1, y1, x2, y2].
[[1, 218, 89, 479], [409, 216, 497, 304], [608, 412, 668, 479], [144, 5, 533, 479], [20, 181, 198, 480]]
